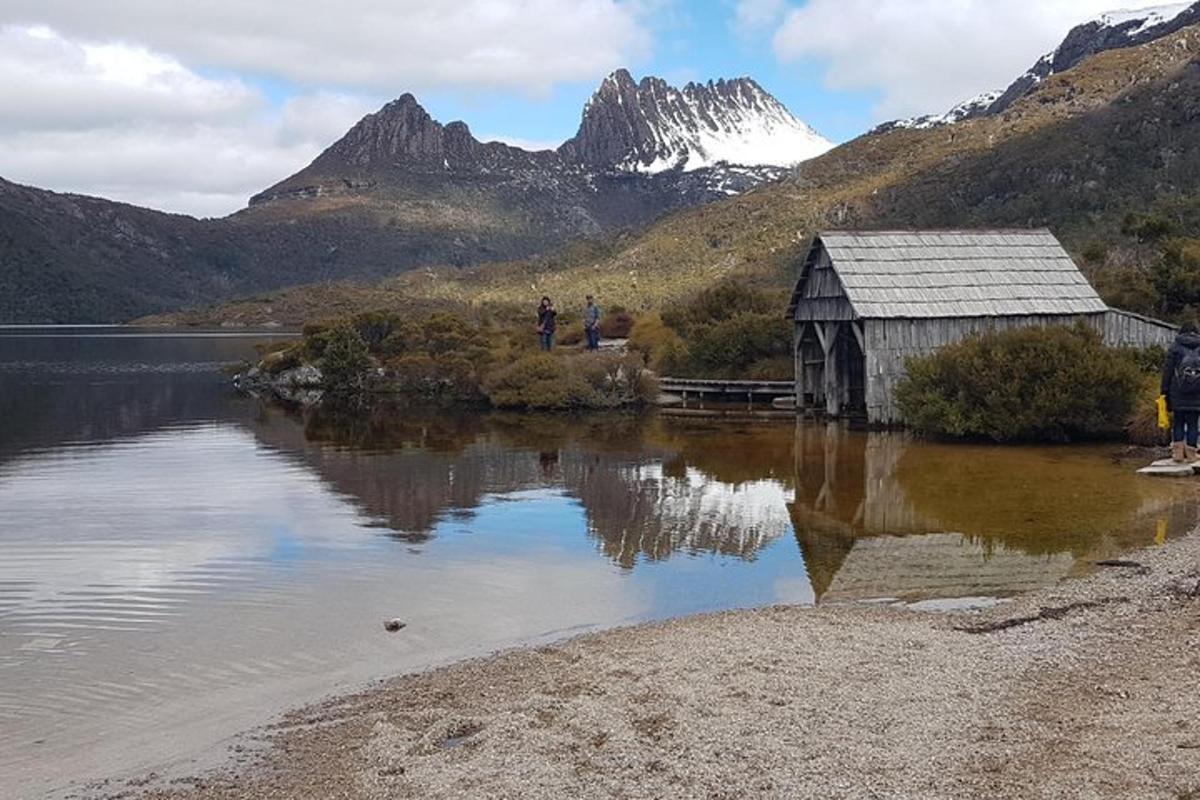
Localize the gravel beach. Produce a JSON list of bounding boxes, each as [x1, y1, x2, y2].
[[112, 527, 1200, 800]]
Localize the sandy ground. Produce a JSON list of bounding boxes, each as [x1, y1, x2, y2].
[[99, 530, 1200, 800]]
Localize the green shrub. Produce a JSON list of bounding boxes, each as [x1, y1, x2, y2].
[[628, 312, 687, 372], [482, 352, 656, 410], [483, 354, 596, 409], [687, 312, 792, 376], [895, 325, 1143, 442], [662, 279, 777, 337], [319, 326, 373, 398], [349, 310, 403, 351]]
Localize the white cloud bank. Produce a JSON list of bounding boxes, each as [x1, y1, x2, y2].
[[0, 0, 650, 95], [0, 2, 651, 216], [768, 0, 1160, 121]]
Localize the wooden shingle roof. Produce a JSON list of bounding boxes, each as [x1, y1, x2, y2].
[[789, 229, 1107, 319]]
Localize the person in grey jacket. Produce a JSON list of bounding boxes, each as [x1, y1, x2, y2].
[[583, 295, 602, 351], [1162, 321, 1200, 463]]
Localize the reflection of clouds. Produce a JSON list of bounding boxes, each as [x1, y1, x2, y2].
[[0, 425, 372, 625], [1, 444, 652, 798]]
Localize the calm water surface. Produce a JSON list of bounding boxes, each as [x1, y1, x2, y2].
[[1, 327, 1196, 797]]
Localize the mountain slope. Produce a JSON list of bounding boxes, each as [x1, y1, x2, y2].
[[881, 1, 1200, 132], [1, 71, 828, 323], [157, 19, 1200, 325]]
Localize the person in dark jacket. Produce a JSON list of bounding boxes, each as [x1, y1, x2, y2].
[[1161, 321, 1200, 463], [536, 296, 557, 351]]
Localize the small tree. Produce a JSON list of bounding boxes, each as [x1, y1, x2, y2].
[[319, 326, 373, 400]]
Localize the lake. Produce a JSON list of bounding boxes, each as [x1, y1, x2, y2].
[[1, 327, 1195, 798]]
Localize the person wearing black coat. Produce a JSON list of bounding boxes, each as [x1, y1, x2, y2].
[[1161, 322, 1200, 463]]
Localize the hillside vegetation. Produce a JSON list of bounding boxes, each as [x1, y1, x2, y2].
[[150, 23, 1200, 327]]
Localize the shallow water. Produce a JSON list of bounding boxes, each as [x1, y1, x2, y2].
[[0, 328, 1195, 798]]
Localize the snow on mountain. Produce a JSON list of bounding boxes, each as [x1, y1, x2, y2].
[[1093, 2, 1192, 36], [560, 69, 833, 174], [883, 89, 1004, 132], [873, 1, 1200, 135]]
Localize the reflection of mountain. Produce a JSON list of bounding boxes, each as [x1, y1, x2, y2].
[[789, 424, 1195, 603], [251, 410, 550, 539], [250, 408, 794, 565], [567, 462, 792, 569]]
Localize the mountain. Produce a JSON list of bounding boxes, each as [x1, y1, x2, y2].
[[558, 69, 830, 172], [1, 71, 828, 323], [246, 70, 829, 241], [159, 15, 1200, 326], [879, 1, 1200, 132]]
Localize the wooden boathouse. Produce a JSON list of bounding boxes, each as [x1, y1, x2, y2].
[[787, 230, 1177, 425]]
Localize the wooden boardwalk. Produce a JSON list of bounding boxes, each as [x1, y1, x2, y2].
[[658, 377, 794, 407]]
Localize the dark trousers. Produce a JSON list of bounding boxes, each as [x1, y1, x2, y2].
[[1173, 409, 1200, 447], [539, 331, 555, 351], [585, 327, 600, 350]]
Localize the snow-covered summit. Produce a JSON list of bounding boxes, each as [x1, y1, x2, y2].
[[559, 69, 833, 173]]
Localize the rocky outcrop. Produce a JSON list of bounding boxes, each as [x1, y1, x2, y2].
[[235, 363, 325, 406]]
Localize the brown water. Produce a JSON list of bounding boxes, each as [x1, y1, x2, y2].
[[1, 328, 1196, 798]]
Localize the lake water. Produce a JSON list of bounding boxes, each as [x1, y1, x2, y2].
[[1, 328, 1196, 798]]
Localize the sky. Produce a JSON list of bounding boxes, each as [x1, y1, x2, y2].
[[0, 0, 1175, 218]]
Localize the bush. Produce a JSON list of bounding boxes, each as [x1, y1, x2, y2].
[[260, 342, 304, 375], [687, 312, 792, 376], [482, 352, 656, 410], [319, 326, 373, 399], [598, 310, 635, 339], [661, 280, 778, 337], [483, 354, 596, 409], [628, 312, 687, 372], [895, 325, 1144, 442], [1127, 375, 1170, 447]]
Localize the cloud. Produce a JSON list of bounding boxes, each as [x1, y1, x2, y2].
[[771, 0, 1145, 120], [731, 0, 786, 36], [0, 25, 380, 217], [0, 0, 652, 95]]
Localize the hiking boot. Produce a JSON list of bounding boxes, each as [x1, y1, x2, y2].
[[1187, 445, 1200, 464], [1172, 441, 1188, 463]]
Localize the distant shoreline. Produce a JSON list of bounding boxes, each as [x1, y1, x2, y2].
[[118, 519, 1200, 799]]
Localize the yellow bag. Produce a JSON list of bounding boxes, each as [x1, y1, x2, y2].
[[1157, 395, 1170, 430]]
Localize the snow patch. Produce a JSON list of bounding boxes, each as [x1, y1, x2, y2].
[[1093, 2, 1192, 35], [608, 77, 833, 173]]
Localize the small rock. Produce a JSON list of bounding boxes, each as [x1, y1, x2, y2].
[[383, 619, 406, 633]]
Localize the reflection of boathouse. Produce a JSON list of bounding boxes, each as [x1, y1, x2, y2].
[[787, 424, 1180, 603], [787, 230, 1177, 424]]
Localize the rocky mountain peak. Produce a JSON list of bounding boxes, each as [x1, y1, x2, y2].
[[559, 69, 832, 173]]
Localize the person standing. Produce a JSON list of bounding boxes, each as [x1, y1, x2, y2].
[[1162, 321, 1200, 463], [536, 296, 557, 351], [583, 294, 602, 351]]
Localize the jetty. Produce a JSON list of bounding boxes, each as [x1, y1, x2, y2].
[[657, 377, 794, 408]]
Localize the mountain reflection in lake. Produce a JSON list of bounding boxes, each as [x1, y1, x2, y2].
[[1, 328, 1196, 798]]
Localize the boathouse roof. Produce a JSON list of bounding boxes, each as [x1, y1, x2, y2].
[[787, 229, 1108, 320]]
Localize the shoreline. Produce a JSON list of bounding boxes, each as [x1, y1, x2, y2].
[[96, 518, 1200, 800]]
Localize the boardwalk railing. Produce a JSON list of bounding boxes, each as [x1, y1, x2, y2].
[[658, 377, 795, 407]]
